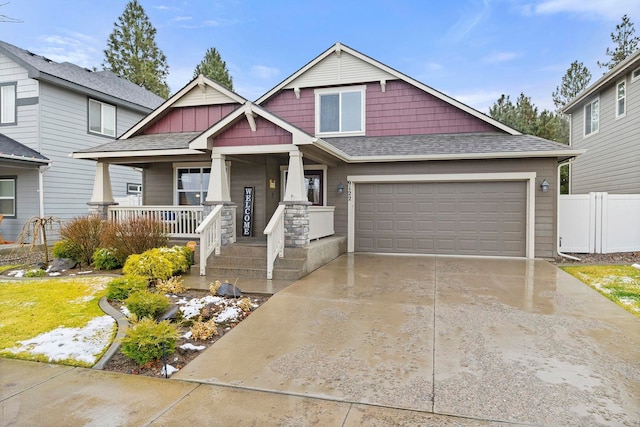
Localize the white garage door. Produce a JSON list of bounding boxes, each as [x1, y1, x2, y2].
[[355, 181, 527, 256]]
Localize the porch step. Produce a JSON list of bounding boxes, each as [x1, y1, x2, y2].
[[198, 265, 304, 281]]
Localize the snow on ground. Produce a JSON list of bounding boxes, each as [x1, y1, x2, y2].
[[180, 343, 205, 351], [6, 316, 116, 365], [177, 295, 224, 319]]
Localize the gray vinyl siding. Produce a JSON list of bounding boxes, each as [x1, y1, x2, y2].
[[0, 167, 39, 242], [38, 82, 142, 219], [231, 163, 268, 236], [570, 71, 640, 194], [143, 163, 174, 205], [326, 157, 558, 259]]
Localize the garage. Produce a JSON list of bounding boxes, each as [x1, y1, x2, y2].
[[354, 180, 527, 257]]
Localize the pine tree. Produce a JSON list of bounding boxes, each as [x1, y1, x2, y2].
[[193, 47, 234, 90], [597, 14, 640, 70], [103, 0, 170, 98], [552, 61, 591, 112]]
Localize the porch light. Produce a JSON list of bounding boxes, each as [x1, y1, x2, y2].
[[337, 182, 345, 194], [540, 179, 549, 193]]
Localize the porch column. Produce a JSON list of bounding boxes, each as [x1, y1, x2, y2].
[[283, 149, 306, 202], [204, 153, 235, 245], [87, 161, 117, 218], [282, 149, 310, 247]]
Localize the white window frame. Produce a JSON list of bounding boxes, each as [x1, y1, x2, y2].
[[584, 97, 599, 137], [173, 162, 230, 205], [632, 67, 640, 82], [616, 80, 626, 119], [314, 85, 366, 137], [1, 83, 16, 125], [280, 164, 328, 206], [0, 176, 16, 217], [88, 98, 116, 137]]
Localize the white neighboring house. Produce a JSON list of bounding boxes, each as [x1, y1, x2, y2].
[[0, 40, 163, 241]]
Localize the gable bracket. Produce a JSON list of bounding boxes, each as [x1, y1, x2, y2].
[[244, 103, 257, 132]]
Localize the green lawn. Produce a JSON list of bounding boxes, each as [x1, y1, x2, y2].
[[561, 265, 640, 318], [0, 276, 115, 366]]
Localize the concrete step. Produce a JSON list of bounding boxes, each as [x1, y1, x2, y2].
[[198, 265, 304, 281]]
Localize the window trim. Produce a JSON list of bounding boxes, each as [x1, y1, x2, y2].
[[616, 79, 627, 119], [280, 164, 328, 206], [632, 67, 640, 82], [88, 98, 116, 137], [172, 162, 230, 205], [0, 176, 17, 218], [314, 85, 366, 137], [0, 82, 17, 126], [584, 97, 600, 138]]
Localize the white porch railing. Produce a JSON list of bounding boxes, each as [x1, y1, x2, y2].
[[108, 205, 204, 238], [309, 206, 335, 240], [264, 204, 286, 280], [195, 204, 224, 275]]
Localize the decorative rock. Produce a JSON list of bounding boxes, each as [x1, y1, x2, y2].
[[216, 282, 242, 298], [47, 258, 78, 272], [158, 305, 179, 321]]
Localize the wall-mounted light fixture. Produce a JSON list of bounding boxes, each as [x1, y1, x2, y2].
[[337, 182, 345, 194], [540, 179, 549, 193]]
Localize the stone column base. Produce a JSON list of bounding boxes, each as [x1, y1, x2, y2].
[[203, 201, 237, 245], [283, 201, 311, 248], [87, 202, 118, 219]]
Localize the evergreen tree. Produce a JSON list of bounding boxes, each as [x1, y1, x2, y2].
[[552, 61, 592, 112], [193, 47, 234, 90], [103, 0, 170, 98], [597, 14, 640, 70]]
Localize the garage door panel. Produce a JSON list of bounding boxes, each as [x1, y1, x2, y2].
[[355, 181, 526, 256]]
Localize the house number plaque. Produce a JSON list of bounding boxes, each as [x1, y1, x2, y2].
[[242, 187, 255, 237]]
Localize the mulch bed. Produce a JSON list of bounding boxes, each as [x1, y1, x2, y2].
[[553, 251, 640, 265]]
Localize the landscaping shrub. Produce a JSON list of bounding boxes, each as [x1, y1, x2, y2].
[[172, 245, 194, 266], [52, 239, 78, 260], [189, 318, 219, 340], [155, 276, 188, 294], [122, 247, 191, 282], [59, 215, 105, 266], [24, 268, 46, 278], [92, 248, 124, 270], [125, 290, 170, 319], [101, 216, 169, 261], [106, 276, 148, 301], [120, 318, 178, 366]]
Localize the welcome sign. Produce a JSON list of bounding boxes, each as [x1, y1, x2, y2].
[[242, 187, 254, 237]]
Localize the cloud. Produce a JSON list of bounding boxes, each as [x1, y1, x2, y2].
[[425, 62, 444, 72], [34, 32, 101, 68], [173, 16, 192, 22], [482, 51, 522, 63], [446, 0, 491, 42], [451, 89, 504, 113], [251, 65, 279, 79], [531, 0, 640, 20]]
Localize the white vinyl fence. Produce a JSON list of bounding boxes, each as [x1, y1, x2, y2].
[[559, 192, 640, 253]]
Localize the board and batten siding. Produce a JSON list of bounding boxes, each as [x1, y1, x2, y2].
[[325, 157, 558, 258], [570, 71, 640, 194], [143, 104, 238, 134], [263, 79, 498, 137], [38, 82, 144, 220]]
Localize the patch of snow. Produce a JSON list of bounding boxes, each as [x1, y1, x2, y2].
[[7, 270, 25, 278], [182, 331, 192, 339], [161, 364, 179, 377], [6, 316, 115, 365], [77, 271, 93, 275], [621, 277, 635, 284], [179, 295, 224, 320], [48, 272, 61, 277], [215, 306, 241, 323], [120, 306, 131, 317], [632, 263, 640, 269], [180, 343, 205, 351]]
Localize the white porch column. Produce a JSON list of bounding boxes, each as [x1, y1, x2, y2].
[[283, 149, 306, 201], [206, 153, 230, 202], [90, 161, 115, 204]]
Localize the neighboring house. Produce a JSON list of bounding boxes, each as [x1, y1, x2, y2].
[[74, 42, 581, 266], [0, 40, 163, 242], [562, 49, 640, 194]]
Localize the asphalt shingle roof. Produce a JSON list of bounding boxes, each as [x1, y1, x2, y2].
[[0, 133, 50, 165], [323, 133, 575, 158], [75, 132, 202, 153], [0, 40, 164, 111]]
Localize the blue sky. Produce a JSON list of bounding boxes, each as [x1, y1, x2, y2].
[[2, 0, 640, 112]]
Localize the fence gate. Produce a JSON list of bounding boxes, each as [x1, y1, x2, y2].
[[559, 192, 640, 254]]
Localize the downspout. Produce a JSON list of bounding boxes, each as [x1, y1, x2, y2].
[[557, 159, 580, 261], [38, 163, 51, 218]]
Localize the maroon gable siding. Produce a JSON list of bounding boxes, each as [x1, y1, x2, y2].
[[213, 116, 292, 147], [143, 105, 238, 134], [262, 80, 498, 136]]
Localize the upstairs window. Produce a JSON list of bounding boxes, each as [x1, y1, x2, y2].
[[89, 99, 116, 137], [315, 86, 365, 136], [616, 80, 626, 118], [1, 83, 16, 125], [632, 67, 640, 82], [584, 98, 599, 137], [0, 177, 16, 217]]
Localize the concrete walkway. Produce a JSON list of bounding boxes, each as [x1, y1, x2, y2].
[[2, 254, 640, 426]]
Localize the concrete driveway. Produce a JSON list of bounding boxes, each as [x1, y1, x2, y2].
[[174, 254, 640, 426]]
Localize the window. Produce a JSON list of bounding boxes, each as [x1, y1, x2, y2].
[[584, 98, 599, 136], [281, 165, 327, 206], [176, 167, 210, 205], [315, 86, 365, 135], [1, 83, 16, 125], [127, 183, 142, 194], [633, 67, 640, 82], [0, 177, 16, 217], [88, 99, 116, 137], [616, 80, 626, 118]]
